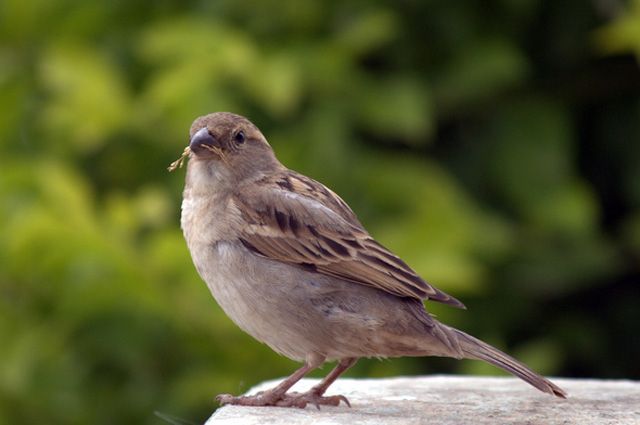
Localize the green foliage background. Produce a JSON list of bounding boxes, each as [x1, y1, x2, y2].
[[1, 0, 640, 423]]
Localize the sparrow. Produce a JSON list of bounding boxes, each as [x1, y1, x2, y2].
[[174, 112, 567, 408]]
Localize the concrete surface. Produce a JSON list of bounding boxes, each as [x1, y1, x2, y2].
[[206, 375, 639, 425]]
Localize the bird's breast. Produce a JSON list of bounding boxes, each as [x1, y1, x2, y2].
[[180, 192, 236, 245]]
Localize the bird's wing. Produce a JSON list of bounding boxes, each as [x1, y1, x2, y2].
[[232, 172, 465, 308]]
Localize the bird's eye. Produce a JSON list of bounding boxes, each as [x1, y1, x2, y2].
[[234, 130, 245, 144]]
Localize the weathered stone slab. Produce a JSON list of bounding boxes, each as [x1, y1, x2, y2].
[[206, 375, 639, 425]]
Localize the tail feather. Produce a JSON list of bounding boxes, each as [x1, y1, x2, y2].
[[451, 327, 567, 398]]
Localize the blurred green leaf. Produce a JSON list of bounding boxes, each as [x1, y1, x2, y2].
[[355, 76, 434, 143], [335, 8, 398, 55], [39, 44, 132, 152], [594, 0, 640, 58], [485, 98, 574, 219], [434, 37, 529, 111]]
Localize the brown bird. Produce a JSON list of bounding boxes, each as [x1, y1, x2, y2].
[[175, 112, 567, 408]]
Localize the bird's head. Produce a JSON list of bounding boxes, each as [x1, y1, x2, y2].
[[183, 112, 281, 190]]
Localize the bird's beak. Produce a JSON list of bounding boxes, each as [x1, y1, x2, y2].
[[190, 127, 220, 157]]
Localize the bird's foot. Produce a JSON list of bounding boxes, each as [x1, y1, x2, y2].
[[275, 391, 351, 409], [216, 390, 351, 409], [216, 390, 281, 407]]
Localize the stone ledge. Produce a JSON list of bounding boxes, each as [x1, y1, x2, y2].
[[206, 375, 639, 425]]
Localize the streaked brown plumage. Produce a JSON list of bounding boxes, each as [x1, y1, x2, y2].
[[234, 171, 465, 306], [177, 112, 567, 408]]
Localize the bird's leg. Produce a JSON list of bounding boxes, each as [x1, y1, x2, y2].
[[216, 362, 315, 407], [275, 357, 358, 409], [309, 357, 358, 397]]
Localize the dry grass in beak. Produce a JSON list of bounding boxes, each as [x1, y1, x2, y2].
[[202, 144, 230, 166], [168, 146, 191, 172]]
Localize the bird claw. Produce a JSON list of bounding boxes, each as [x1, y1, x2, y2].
[[275, 391, 351, 409], [215, 390, 351, 409], [216, 390, 279, 406]]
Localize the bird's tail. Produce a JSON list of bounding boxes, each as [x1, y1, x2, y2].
[[449, 327, 567, 398]]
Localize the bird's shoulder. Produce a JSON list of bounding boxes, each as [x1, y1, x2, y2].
[[234, 170, 365, 233]]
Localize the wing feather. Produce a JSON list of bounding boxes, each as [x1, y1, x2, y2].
[[234, 172, 465, 308]]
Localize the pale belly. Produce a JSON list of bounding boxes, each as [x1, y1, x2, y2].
[[186, 239, 442, 363], [188, 239, 333, 361]]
